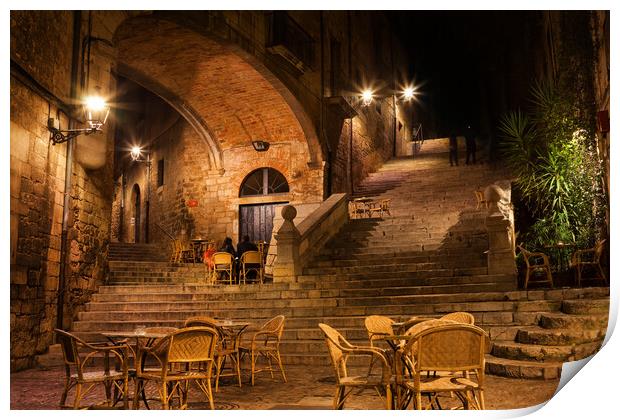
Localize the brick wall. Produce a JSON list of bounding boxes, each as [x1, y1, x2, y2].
[[10, 10, 116, 371]]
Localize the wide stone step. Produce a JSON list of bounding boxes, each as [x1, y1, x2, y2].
[[301, 267, 489, 279], [562, 299, 610, 315], [516, 326, 606, 346], [539, 312, 608, 330], [484, 355, 562, 380], [495, 339, 603, 363]]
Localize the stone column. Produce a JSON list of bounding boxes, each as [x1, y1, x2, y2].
[[273, 205, 301, 282], [485, 183, 517, 279]]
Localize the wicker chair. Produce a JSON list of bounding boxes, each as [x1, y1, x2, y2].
[[368, 199, 392, 218], [518, 245, 553, 289], [133, 327, 218, 410], [239, 315, 287, 385], [212, 252, 235, 285], [398, 323, 487, 410], [54, 328, 130, 409], [184, 316, 242, 391], [570, 239, 607, 287], [239, 250, 264, 284], [474, 190, 489, 210], [364, 315, 395, 375], [318, 323, 393, 410], [349, 200, 369, 219], [440, 312, 475, 325]]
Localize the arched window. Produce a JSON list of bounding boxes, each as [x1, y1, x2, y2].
[[240, 168, 289, 197]]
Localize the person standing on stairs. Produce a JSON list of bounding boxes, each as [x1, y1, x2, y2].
[[449, 131, 459, 166], [465, 125, 477, 165]]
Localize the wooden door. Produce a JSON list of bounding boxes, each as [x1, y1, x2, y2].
[[239, 203, 285, 244]]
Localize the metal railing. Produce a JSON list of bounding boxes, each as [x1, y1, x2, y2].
[[154, 222, 175, 241], [412, 123, 424, 157]]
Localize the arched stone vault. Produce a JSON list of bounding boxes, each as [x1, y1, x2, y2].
[[114, 16, 323, 172]]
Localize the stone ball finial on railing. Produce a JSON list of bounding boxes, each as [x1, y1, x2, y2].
[[484, 181, 512, 219], [281, 205, 297, 221]]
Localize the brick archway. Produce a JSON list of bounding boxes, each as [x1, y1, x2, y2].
[[114, 16, 322, 171]]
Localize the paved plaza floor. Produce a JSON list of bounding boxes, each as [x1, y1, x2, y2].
[[10, 364, 560, 410]]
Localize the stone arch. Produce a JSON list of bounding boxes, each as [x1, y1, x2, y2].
[[113, 15, 323, 172]]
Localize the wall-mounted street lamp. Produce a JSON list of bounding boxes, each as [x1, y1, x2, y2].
[[47, 95, 110, 145], [361, 89, 374, 107], [252, 140, 270, 152], [359, 85, 418, 106]]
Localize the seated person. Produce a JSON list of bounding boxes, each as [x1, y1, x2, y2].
[[236, 235, 258, 258], [203, 242, 216, 270], [219, 237, 236, 255], [236, 235, 259, 280], [215, 237, 236, 281]]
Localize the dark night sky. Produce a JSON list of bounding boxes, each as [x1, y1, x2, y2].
[[389, 11, 541, 138]]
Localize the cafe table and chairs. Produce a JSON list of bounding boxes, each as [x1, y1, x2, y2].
[[131, 326, 219, 410], [54, 328, 131, 409], [184, 317, 249, 391]]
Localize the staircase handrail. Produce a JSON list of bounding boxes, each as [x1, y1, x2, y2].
[[412, 123, 424, 142], [154, 222, 175, 241]]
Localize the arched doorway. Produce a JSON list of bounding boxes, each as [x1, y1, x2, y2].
[[239, 168, 289, 243], [131, 184, 141, 243]]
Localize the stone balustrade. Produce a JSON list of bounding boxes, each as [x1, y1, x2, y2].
[[484, 181, 517, 281], [272, 193, 349, 282]]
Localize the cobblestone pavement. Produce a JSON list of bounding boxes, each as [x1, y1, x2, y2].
[[11, 364, 560, 410]]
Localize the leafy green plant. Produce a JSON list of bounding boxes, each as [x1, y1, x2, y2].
[[499, 81, 606, 252]]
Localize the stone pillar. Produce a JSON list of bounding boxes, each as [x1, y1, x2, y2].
[[485, 183, 517, 279], [273, 205, 301, 282]]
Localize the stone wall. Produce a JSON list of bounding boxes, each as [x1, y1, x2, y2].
[[10, 10, 116, 371]]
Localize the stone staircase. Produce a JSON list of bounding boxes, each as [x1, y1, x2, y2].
[[42, 139, 609, 379], [108, 242, 169, 262]]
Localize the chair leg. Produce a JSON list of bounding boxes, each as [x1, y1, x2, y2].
[[161, 382, 169, 410], [251, 350, 256, 386], [234, 352, 242, 387], [275, 350, 287, 382], [385, 385, 393, 410], [60, 377, 71, 408], [524, 270, 530, 289], [73, 383, 82, 409], [334, 386, 345, 409]]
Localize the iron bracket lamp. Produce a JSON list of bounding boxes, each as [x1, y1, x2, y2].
[[47, 95, 110, 145]]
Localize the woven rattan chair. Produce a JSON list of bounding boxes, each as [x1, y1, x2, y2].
[[133, 327, 218, 410], [440, 312, 475, 324], [54, 328, 130, 409], [518, 245, 553, 289], [474, 190, 489, 210], [184, 316, 242, 391], [239, 315, 287, 386], [349, 200, 369, 219], [570, 239, 607, 287], [240, 250, 263, 284], [398, 323, 487, 410], [319, 323, 393, 410], [368, 199, 392, 218], [364, 315, 395, 375], [212, 252, 235, 285]]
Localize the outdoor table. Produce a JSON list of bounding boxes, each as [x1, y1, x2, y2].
[[190, 238, 212, 263], [215, 320, 250, 348], [102, 330, 169, 409], [392, 316, 436, 334], [377, 334, 414, 409], [351, 197, 374, 218]]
